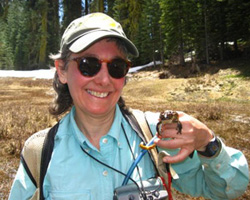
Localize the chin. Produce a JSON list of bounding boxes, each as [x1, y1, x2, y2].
[[87, 106, 115, 116]]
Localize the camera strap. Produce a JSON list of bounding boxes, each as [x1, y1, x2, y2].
[[80, 123, 148, 196], [128, 109, 177, 200], [130, 109, 159, 168]]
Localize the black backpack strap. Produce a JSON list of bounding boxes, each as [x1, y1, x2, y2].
[[20, 122, 60, 200], [20, 154, 37, 187], [39, 122, 60, 200]]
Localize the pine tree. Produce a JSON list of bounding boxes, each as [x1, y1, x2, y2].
[[99, 0, 104, 12], [47, 0, 60, 57], [89, 0, 109, 13], [159, 0, 209, 65], [112, 0, 143, 64], [62, 0, 82, 31], [5, 1, 29, 69], [225, 0, 250, 57], [159, 0, 186, 65], [135, 0, 162, 65], [1, 0, 249, 70], [84, 0, 89, 14], [38, 0, 48, 68], [107, 0, 115, 16], [0, 0, 11, 69]]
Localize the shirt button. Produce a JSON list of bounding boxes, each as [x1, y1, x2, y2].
[[216, 164, 221, 170], [203, 164, 209, 168], [226, 186, 230, 191], [103, 170, 108, 176], [118, 142, 121, 146], [102, 138, 108, 144]]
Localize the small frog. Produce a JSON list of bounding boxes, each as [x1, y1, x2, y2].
[[139, 110, 182, 150], [156, 110, 182, 135]]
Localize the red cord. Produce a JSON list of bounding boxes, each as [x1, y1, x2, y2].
[[160, 173, 173, 200]]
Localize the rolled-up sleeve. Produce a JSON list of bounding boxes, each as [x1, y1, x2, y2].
[[8, 163, 36, 200], [172, 139, 249, 199], [199, 139, 249, 199]]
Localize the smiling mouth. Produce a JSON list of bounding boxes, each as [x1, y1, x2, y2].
[[87, 90, 109, 98]]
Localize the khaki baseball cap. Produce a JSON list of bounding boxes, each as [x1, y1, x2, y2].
[[60, 12, 139, 57]]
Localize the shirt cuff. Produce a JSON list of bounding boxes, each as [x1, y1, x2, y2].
[[199, 138, 230, 173]]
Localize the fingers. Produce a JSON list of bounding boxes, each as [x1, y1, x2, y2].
[[155, 136, 194, 148], [159, 123, 182, 137], [154, 137, 185, 149], [162, 148, 192, 164], [154, 129, 195, 164], [158, 126, 184, 139]]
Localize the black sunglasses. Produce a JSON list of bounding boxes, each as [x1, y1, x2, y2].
[[71, 57, 131, 79]]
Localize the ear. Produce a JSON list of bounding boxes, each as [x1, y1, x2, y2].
[[55, 59, 67, 84]]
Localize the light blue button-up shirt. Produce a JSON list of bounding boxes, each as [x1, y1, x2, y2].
[[9, 105, 249, 200]]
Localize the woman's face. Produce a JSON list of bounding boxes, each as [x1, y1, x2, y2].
[[57, 39, 127, 117]]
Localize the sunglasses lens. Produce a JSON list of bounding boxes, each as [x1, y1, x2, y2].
[[76, 57, 130, 78], [78, 57, 101, 77], [108, 59, 130, 79]]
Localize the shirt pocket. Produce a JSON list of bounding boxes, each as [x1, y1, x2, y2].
[[47, 190, 91, 200]]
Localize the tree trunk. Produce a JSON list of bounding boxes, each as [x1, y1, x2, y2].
[[178, 1, 185, 66], [219, 41, 224, 61], [204, 0, 209, 64], [62, 0, 82, 30], [99, 0, 104, 12], [47, 0, 60, 54], [159, 25, 164, 69], [85, 0, 89, 14], [234, 39, 238, 51], [39, 1, 48, 68]]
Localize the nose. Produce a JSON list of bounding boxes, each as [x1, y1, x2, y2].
[[94, 63, 111, 85]]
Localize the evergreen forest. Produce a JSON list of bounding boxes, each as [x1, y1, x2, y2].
[[0, 0, 249, 70]]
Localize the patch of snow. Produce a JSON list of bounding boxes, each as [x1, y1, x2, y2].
[[0, 61, 162, 79], [129, 61, 162, 73], [0, 68, 56, 79]]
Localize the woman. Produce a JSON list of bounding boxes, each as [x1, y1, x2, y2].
[[9, 12, 249, 200]]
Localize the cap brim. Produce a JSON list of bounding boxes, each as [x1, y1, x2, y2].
[[69, 30, 139, 57]]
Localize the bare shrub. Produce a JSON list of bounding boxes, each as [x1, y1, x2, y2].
[[192, 103, 224, 121]]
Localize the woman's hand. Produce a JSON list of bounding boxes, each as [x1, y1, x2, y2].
[[154, 111, 214, 163]]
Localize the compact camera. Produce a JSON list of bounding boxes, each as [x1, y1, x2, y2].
[[113, 178, 168, 200]]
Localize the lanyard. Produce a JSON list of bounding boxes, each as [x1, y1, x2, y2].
[[122, 135, 158, 185], [80, 123, 157, 186]]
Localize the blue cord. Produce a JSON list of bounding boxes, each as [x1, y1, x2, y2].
[[122, 135, 158, 185]]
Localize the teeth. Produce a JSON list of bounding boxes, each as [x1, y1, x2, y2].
[[87, 90, 109, 98]]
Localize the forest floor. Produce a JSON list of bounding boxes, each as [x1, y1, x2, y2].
[[0, 58, 249, 199]]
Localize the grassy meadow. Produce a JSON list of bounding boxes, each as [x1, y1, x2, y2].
[[0, 64, 249, 199]]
